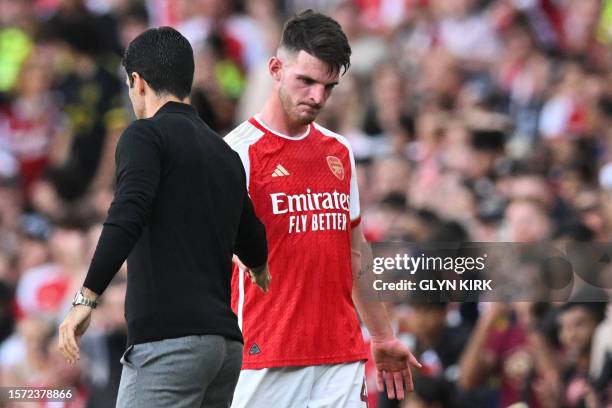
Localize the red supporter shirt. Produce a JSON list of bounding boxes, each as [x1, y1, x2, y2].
[[225, 116, 368, 369], [485, 322, 542, 408]]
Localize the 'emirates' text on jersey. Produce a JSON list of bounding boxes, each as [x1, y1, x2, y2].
[[225, 116, 368, 369]]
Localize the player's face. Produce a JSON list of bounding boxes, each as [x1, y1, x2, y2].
[[275, 50, 339, 126]]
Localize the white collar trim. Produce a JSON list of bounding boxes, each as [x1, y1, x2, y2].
[[253, 114, 311, 140]]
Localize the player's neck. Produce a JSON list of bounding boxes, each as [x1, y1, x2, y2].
[[259, 97, 309, 137]]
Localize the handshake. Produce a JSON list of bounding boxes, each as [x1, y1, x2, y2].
[[233, 255, 271, 293]]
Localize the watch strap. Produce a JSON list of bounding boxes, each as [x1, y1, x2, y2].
[[73, 291, 98, 309]]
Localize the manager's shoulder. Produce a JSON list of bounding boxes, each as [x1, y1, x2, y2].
[[122, 118, 160, 136], [223, 120, 265, 151], [118, 119, 162, 144]]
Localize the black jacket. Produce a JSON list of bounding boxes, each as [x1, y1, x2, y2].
[[84, 101, 266, 345]]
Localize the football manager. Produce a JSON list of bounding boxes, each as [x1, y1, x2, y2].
[[58, 27, 270, 408]]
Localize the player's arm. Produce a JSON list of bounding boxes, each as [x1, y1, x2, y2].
[[59, 121, 162, 364], [351, 223, 421, 400]]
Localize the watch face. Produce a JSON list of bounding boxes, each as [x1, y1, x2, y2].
[[72, 291, 96, 308], [72, 291, 83, 305]]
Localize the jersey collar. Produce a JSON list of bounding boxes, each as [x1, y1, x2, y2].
[[250, 114, 311, 140]]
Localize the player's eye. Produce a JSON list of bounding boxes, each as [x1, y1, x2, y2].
[[325, 84, 336, 91], [300, 77, 315, 85]]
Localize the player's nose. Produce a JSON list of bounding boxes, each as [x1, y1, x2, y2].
[[308, 84, 326, 106]]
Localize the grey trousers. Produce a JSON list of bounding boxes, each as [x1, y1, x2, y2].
[[116, 335, 243, 408]]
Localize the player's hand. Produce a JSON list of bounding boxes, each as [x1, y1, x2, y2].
[[58, 305, 92, 364], [249, 263, 271, 293], [233, 255, 271, 293], [371, 336, 422, 400]]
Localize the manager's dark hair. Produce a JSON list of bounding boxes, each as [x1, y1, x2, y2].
[[280, 10, 351, 76], [122, 27, 194, 100]]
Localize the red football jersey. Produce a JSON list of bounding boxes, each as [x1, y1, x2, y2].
[[225, 115, 368, 369]]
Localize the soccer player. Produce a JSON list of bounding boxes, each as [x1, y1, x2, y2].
[[225, 10, 421, 407]]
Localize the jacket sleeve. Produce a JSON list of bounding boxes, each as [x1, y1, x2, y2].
[[233, 158, 267, 269], [83, 120, 162, 295]]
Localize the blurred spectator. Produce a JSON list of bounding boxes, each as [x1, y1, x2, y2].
[[557, 291, 609, 407], [502, 198, 552, 242], [0, 0, 34, 93], [0, 1, 610, 406], [400, 375, 454, 408], [458, 302, 560, 408], [36, 15, 127, 204], [0, 50, 65, 199], [435, 0, 502, 66], [1, 315, 54, 387], [15, 220, 87, 319], [378, 302, 470, 408]]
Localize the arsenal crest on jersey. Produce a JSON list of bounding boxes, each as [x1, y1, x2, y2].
[[326, 156, 344, 180]]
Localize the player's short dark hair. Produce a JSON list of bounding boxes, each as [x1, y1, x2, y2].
[[122, 27, 194, 100], [280, 10, 351, 76]]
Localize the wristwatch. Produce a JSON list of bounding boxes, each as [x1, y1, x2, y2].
[[72, 290, 98, 309]]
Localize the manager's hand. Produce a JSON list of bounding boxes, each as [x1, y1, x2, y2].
[[58, 305, 92, 364], [371, 336, 422, 400], [233, 255, 271, 293]]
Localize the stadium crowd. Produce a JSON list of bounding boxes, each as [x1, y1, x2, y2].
[[0, 0, 610, 406]]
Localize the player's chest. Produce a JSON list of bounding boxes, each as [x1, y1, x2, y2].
[[248, 142, 352, 234], [249, 143, 351, 194]]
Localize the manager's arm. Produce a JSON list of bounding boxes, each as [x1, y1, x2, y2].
[[234, 187, 269, 292], [235, 190, 267, 269], [59, 121, 161, 363]]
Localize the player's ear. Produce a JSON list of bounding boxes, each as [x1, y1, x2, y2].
[[269, 56, 282, 81]]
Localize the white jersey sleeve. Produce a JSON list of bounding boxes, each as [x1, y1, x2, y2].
[[223, 120, 265, 189], [347, 141, 361, 223]]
